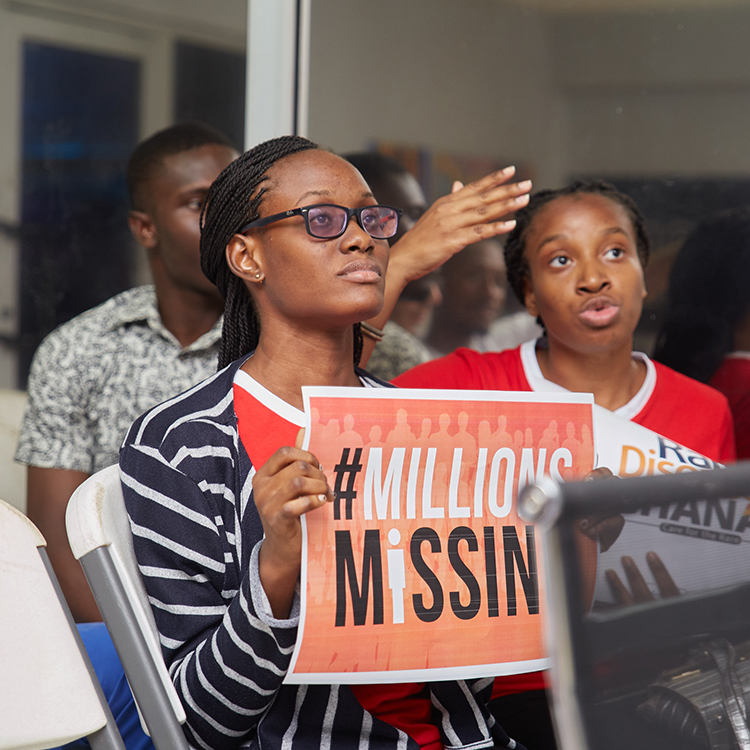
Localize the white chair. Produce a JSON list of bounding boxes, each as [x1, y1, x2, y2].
[[65, 465, 189, 750], [0, 388, 28, 512], [0, 498, 124, 750]]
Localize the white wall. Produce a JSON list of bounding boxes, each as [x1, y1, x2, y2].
[[548, 5, 750, 177], [308, 1, 750, 184], [307, 0, 569, 190]]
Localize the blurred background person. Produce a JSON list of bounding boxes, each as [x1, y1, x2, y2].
[[425, 237, 541, 355], [344, 151, 441, 379], [15, 122, 238, 623], [653, 206, 750, 458]]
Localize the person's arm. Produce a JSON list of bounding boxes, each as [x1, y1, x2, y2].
[[121, 423, 332, 750], [27, 466, 99, 622], [362, 167, 532, 362], [16, 329, 101, 621]]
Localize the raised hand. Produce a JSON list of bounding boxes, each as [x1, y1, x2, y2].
[[362, 167, 532, 357], [387, 166, 532, 286]]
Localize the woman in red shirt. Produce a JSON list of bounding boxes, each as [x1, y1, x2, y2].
[[653, 207, 750, 458]]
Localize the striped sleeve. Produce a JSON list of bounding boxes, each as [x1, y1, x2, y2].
[[119, 363, 517, 750], [121, 392, 297, 749]]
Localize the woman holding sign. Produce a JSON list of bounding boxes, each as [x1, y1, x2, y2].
[[395, 179, 736, 749], [119, 136, 532, 750], [397, 180, 734, 463]]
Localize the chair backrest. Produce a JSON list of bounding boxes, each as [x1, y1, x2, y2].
[[0, 388, 28, 512], [0, 498, 124, 750], [66, 464, 158, 641], [66, 464, 189, 748], [519, 463, 750, 750]]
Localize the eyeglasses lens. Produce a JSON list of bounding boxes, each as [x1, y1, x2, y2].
[[306, 206, 345, 238], [361, 207, 399, 239], [305, 205, 398, 239]]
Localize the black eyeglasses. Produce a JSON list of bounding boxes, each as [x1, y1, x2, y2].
[[238, 203, 402, 240]]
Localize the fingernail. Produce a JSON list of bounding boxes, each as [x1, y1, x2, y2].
[[503, 165, 516, 174], [318, 494, 327, 503], [518, 180, 532, 190], [503, 219, 517, 228]]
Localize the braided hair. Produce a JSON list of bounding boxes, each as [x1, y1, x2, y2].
[[504, 179, 651, 307], [200, 135, 364, 370]]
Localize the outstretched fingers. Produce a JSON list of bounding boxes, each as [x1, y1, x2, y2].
[[606, 554, 656, 605], [451, 177, 531, 218], [621, 555, 655, 602], [605, 568, 634, 606], [378, 165, 533, 311]]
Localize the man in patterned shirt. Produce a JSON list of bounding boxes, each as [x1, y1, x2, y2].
[[16, 121, 239, 623]]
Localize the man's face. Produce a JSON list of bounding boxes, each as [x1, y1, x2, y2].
[[135, 143, 238, 299], [442, 240, 507, 334], [522, 193, 646, 356]]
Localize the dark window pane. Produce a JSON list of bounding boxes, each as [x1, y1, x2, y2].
[[19, 42, 140, 387], [175, 41, 245, 150]]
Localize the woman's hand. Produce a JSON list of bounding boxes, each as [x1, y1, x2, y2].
[[253, 430, 333, 618], [362, 167, 532, 358], [387, 167, 532, 286], [577, 467, 625, 552], [606, 552, 680, 605]]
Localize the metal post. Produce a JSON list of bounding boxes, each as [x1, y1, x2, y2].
[[245, 0, 311, 148]]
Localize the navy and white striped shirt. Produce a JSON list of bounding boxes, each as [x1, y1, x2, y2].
[[120, 356, 519, 750]]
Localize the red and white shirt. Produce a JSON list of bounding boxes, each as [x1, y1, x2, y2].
[[394, 339, 736, 697], [395, 340, 735, 464], [233, 368, 443, 750]]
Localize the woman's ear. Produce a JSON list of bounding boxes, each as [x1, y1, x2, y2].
[[226, 234, 265, 285]]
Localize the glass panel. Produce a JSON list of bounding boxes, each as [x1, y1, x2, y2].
[[542, 468, 750, 750], [308, 0, 750, 372], [19, 41, 139, 386], [175, 41, 246, 151], [0, 2, 247, 389]]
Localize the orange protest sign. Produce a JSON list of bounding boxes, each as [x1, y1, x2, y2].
[[286, 388, 595, 684]]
